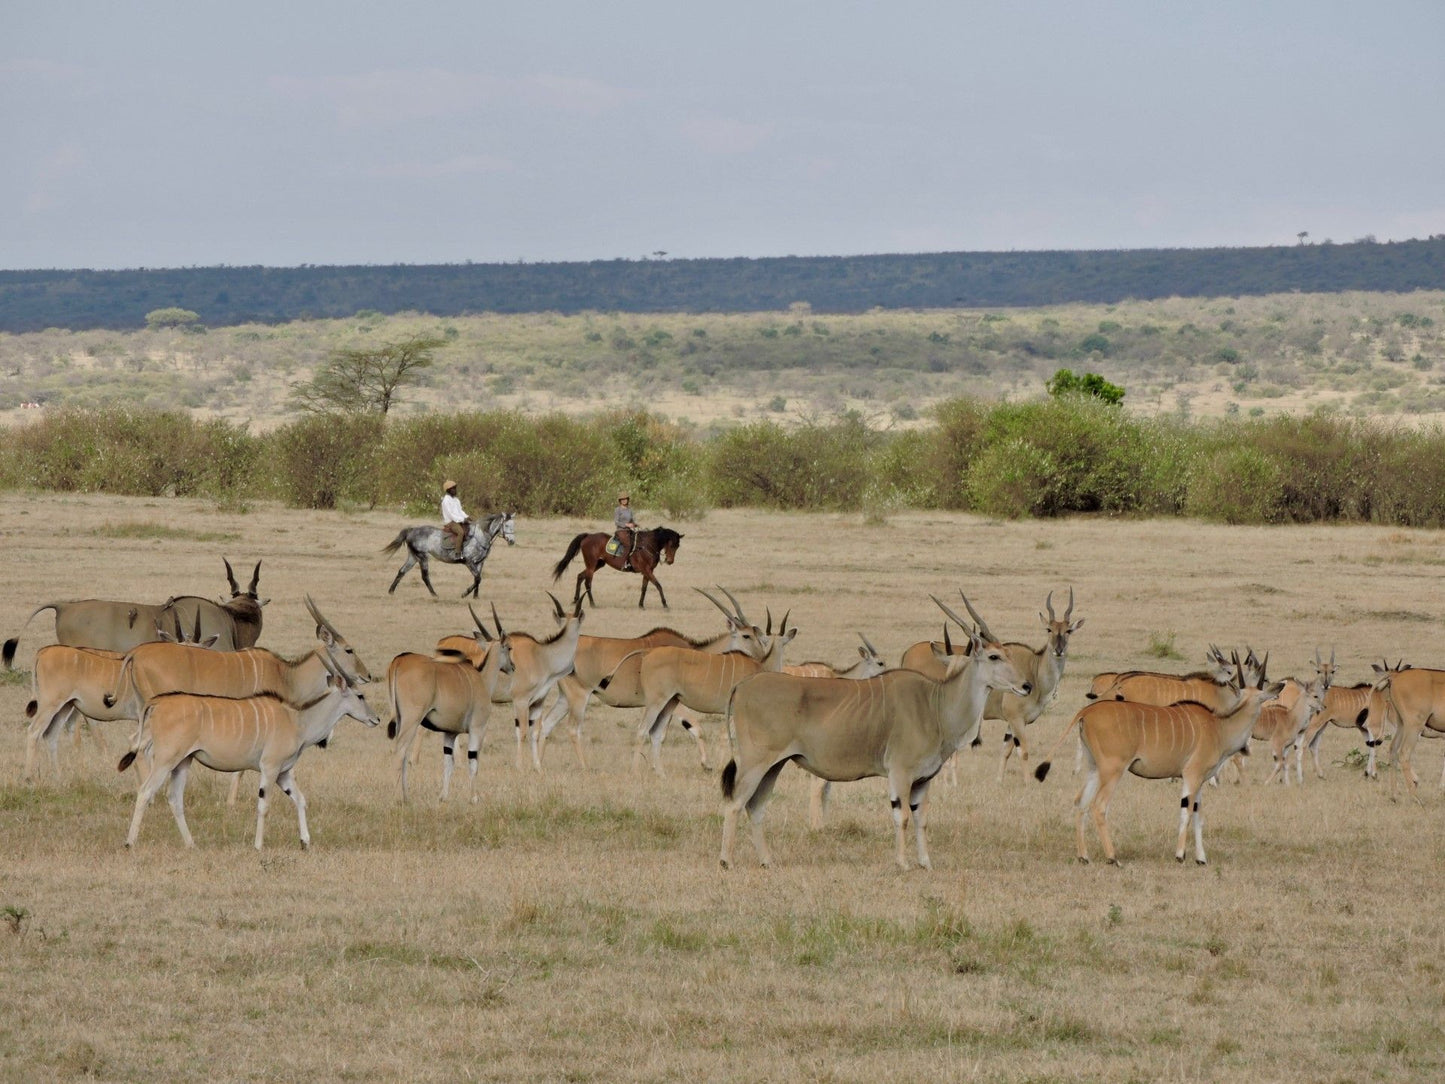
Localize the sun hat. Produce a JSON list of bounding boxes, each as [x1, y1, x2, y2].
[[443, 479, 457, 491]]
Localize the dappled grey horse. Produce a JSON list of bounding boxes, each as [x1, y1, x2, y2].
[[383, 512, 515, 598]]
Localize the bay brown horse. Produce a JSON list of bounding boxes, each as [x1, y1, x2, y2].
[[552, 527, 683, 609]]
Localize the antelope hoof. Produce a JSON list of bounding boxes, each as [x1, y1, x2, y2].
[[301, 840, 311, 851], [1195, 858, 1206, 866], [1107, 857, 1122, 867], [1076, 856, 1090, 865], [719, 857, 731, 870], [1175, 854, 1185, 863]]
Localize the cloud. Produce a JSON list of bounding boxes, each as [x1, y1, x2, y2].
[[680, 116, 774, 155], [271, 68, 636, 127], [367, 155, 515, 180]]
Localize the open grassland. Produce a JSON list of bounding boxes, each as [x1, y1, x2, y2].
[[2, 290, 1443, 431], [2, 493, 1444, 1082]]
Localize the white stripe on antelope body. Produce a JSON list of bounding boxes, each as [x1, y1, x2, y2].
[[1362, 663, 1445, 801], [1033, 655, 1280, 866], [387, 610, 514, 803], [118, 662, 379, 849], [633, 607, 797, 776], [528, 588, 773, 771], [720, 603, 1030, 871]]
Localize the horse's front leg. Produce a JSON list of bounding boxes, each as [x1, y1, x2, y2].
[[463, 560, 482, 599], [651, 573, 667, 609]]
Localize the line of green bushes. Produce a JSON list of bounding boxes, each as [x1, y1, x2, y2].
[[5, 401, 1445, 527]]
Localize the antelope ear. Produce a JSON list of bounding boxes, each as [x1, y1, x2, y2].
[[260, 597, 271, 607], [1070, 619, 1085, 631]]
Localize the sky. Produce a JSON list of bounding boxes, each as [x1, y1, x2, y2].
[[4, 1, 1442, 270]]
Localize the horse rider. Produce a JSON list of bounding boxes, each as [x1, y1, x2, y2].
[[614, 492, 639, 571], [441, 480, 471, 557]]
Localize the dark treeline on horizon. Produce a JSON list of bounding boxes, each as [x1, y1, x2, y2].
[[1, 238, 1443, 332]]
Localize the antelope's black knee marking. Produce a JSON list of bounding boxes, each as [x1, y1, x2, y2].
[[468, 750, 478, 760], [890, 798, 902, 810], [1192, 800, 1200, 812], [1011, 734, 1021, 748], [258, 787, 266, 799], [1367, 739, 1381, 747], [909, 802, 920, 814], [681, 720, 693, 731], [1181, 796, 1189, 808]]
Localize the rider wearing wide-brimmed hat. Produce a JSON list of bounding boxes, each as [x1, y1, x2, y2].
[[613, 492, 639, 570], [441, 480, 471, 556]]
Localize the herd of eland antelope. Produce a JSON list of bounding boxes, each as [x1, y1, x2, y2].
[[7, 548, 1439, 871]]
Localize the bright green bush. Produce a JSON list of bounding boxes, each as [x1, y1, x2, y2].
[[266, 413, 384, 509], [1184, 444, 1286, 523], [707, 415, 876, 510]]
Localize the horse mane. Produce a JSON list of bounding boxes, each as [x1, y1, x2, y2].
[[648, 526, 682, 546]]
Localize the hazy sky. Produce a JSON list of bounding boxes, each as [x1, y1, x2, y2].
[[5, 1, 1442, 270]]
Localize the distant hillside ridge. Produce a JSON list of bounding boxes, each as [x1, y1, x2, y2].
[[3, 237, 1443, 332]]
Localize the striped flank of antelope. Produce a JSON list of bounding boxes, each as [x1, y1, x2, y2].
[[1362, 662, 1445, 801], [119, 661, 379, 849], [1033, 656, 1280, 865]]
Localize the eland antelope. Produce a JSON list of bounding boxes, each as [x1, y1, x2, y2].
[[632, 607, 797, 776], [388, 609, 514, 803], [23, 614, 222, 781], [528, 588, 773, 771], [3, 558, 265, 668], [1086, 645, 1235, 701], [1250, 677, 1329, 785], [720, 599, 1030, 871], [1033, 654, 1281, 865], [119, 657, 379, 849], [1361, 662, 1445, 801], [502, 594, 586, 770]]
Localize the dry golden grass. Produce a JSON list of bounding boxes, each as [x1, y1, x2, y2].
[[2, 493, 1444, 1082]]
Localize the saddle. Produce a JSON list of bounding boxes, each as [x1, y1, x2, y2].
[[605, 536, 625, 557]]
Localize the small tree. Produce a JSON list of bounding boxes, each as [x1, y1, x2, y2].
[[1047, 368, 1125, 405], [289, 334, 445, 415], [145, 307, 202, 331]]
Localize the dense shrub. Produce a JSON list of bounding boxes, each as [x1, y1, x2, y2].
[[265, 413, 384, 509], [8, 402, 1445, 528], [0, 408, 258, 497], [707, 415, 876, 510]]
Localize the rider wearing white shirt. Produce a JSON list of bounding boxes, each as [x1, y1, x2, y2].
[[441, 480, 470, 556]]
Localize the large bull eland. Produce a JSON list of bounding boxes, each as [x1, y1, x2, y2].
[[118, 654, 379, 850], [720, 597, 1029, 871], [3, 558, 266, 668], [1033, 654, 1281, 866]]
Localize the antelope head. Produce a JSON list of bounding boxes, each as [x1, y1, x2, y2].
[[306, 595, 370, 683], [1039, 587, 1084, 658], [487, 604, 516, 675], [855, 632, 887, 676], [1312, 646, 1336, 691], [697, 586, 768, 660]]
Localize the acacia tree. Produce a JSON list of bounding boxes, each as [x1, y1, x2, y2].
[[289, 334, 445, 415]]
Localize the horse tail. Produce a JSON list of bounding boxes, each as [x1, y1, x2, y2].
[[3, 603, 60, 669], [382, 530, 411, 555], [552, 534, 587, 581]]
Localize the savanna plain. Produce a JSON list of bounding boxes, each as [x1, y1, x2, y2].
[[2, 493, 1443, 1082]]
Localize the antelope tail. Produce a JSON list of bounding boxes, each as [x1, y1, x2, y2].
[[1033, 707, 1087, 782], [386, 664, 402, 740], [117, 702, 153, 773], [3, 602, 61, 669], [551, 534, 586, 581], [102, 653, 136, 711]]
